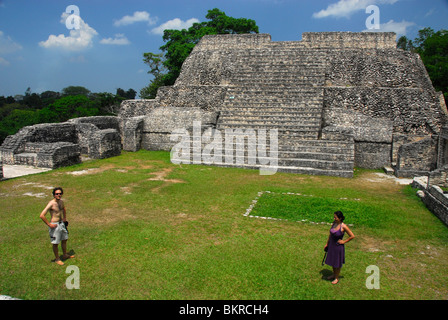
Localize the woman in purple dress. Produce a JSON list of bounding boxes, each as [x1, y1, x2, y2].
[[324, 211, 355, 284]]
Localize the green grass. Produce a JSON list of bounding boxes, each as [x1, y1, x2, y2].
[[1, 150, 447, 300], [249, 191, 385, 228]]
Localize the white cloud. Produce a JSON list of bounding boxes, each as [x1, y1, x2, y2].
[[150, 18, 200, 35], [313, 0, 398, 19], [114, 11, 157, 27], [0, 30, 22, 54], [363, 19, 415, 36], [39, 12, 98, 51], [100, 33, 130, 45]]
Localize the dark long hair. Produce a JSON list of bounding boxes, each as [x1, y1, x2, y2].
[[334, 211, 345, 222]]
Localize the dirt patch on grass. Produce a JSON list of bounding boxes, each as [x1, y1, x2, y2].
[[147, 168, 186, 193], [74, 204, 137, 226], [67, 164, 118, 176]]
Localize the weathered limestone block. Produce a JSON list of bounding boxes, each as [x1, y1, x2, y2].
[[175, 51, 234, 86], [324, 87, 444, 136], [325, 49, 432, 88], [68, 116, 122, 158], [429, 167, 448, 188], [75, 123, 98, 154], [88, 129, 122, 159], [119, 99, 159, 118], [301, 32, 397, 49], [27, 123, 78, 143], [69, 116, 120, 131], [323, 107, 393, 143], [36, 142, 81, 168], [121, 116, 145, 152], [141, 107, 219, 151], [321, 126, 354, 142], [396, 136, 438, 177], [422, 185, 448, 226], [392, 134, 428, 163], [157, 86, 227, 112], [355, 142, 391, 169], [194, 33, 271, 51]]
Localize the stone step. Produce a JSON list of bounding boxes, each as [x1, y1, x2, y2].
[[228, 79, 325, 87], [217, 123, 321, 131], [177, 151, 353, 170], [189, 132, 354, 148], [196, 162, 353, 178], [230, 69, 324, 75], [219, 114, 322, 122], [222, 101, 323, 109], [176, 137, 353, 157], [225, 91, 323, 98], [218, 116, 322, 125], [219, 111, 323, 118]]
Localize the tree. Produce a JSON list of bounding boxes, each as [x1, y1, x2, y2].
[[42, 95, 97, 122], [415, 29, 448, 102], [61, 86, 91, 97], [141, 8, 259, 98], [397, 35, 413, 51], [0, 109, 39, 140], [140, 52, 167, 99], [398, 28, 448, 103], [116, 88, 137, 100]]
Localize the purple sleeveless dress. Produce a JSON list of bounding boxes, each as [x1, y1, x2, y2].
[[325, 224, 345, 268]]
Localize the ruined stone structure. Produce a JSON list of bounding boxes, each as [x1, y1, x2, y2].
[[0, 116, 121, 170], [119, 32, 448, 178], [1, 32, 447, 180]]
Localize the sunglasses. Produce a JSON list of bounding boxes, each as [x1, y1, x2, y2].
[[54, 193, 63, 195]]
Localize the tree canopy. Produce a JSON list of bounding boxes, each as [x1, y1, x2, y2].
[[0, 86, 135, 143], [140, 8, 259, 99], [398, 28, 448, 103]]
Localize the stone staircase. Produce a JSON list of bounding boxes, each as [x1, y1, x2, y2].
[[212, 46, 355, 177]]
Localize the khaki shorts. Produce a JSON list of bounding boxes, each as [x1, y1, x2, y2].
[[48, 222, 68, 244]]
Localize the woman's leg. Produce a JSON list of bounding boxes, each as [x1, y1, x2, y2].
[[332, 268, 341, 284]]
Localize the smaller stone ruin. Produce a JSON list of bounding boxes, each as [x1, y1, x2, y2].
[[0, 116, 121, 171]]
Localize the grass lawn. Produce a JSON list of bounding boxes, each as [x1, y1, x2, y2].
[[1, 150, 447, 300]]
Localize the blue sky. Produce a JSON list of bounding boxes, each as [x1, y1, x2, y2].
[[0, 0, 447, 98]]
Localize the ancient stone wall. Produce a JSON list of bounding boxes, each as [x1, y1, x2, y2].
[[1, 116, 122, 168], [301, 32, 397, 49], [116, 32, 447, 177]]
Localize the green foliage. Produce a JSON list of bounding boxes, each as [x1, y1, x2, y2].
[[140, 53, 167, 99], [250, 192, 384, 228], [61, 85, 91, 97], [398, 28, 448, 102], [0, 109, 39, 141], [141, 8, 259, 96], [0, 86, 134, 144], [44, 95, 93, 122]]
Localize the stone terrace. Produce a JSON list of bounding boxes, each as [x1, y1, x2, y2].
[[119, 32, 447, 178]]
